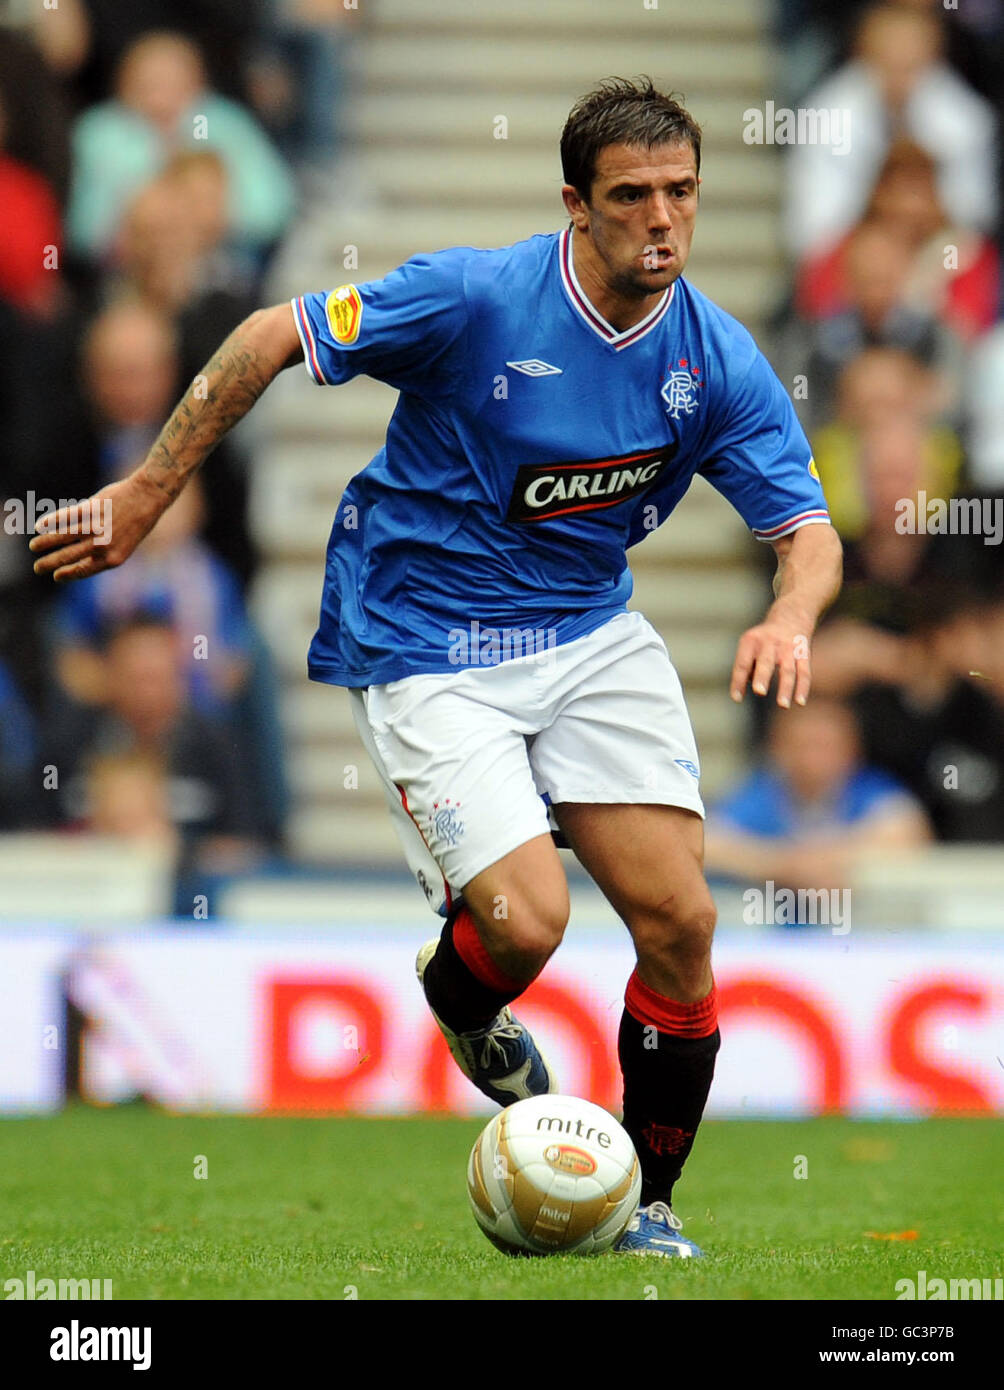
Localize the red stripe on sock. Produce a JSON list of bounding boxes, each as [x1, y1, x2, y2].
[[624, 969, 719, 1038], [452, 906, 522, 994]]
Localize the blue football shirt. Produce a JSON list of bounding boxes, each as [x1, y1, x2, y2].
[[291, 228, 830, 688]]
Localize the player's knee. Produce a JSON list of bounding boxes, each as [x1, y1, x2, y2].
[[471, 884, 568, 981], [633, 898, 716, 981], [504, 898, 569, 967]]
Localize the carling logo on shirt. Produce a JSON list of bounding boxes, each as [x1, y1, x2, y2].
[[506, 445, 676, 523]]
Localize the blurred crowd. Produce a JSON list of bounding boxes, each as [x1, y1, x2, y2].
[[2, 0, 1000, 924], [0, 1, 358, 909], [707, 0, 1004, 902]]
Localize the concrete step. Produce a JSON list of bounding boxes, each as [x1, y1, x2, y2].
[[248, 445, 758, 562], [248, 483, 754, 566], [254, 564, 745, 684], [259, 358, 398, 431], [288, 737, 746, 863], [287, 723, 742, 803], [371, 0, 766, 38], [288, 804, 407, 866], [359, 37, 768, 94], [280, 672, 747, 752], [272, 260, 774, 339], [286, 206, 779, 277], [256, 0, 776, 864], [356, 148, 780, 210], [630, 563, 764, 627], [350, 91, 765, 151], [252, 443, 766, 513]]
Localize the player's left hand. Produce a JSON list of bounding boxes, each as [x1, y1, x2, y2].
[[729, 616, 811, 708]]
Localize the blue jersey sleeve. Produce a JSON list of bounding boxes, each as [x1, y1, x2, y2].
[[699, 341, 831, 542], [291, 249, 470, 398]]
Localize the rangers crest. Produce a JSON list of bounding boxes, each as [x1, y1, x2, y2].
[[661, 359, 702, 421], [430, 799, 465, 846]]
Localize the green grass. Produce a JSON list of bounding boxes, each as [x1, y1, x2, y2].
[[0, 1107, 1000, 1300]]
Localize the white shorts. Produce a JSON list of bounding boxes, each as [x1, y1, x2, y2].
[[349, 611, 704, 915]]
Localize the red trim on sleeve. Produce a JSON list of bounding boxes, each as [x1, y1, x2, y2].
[[292, 295, 327, 384]]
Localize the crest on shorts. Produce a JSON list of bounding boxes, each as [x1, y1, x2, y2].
[[325, 285, 363, 344], [431, 799, 465, 847], [660, 359, 702, 421]]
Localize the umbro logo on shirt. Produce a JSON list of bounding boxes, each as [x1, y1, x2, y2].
[[505, 359, 563, 376]]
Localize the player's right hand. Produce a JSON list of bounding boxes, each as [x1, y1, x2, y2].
[[28, 474, 168, 583]]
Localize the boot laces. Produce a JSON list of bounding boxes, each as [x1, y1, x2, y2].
[[638, 1200, 683, 1232]]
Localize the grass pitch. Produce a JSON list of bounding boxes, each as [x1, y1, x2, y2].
[[0, 1106, 1000, 1300]]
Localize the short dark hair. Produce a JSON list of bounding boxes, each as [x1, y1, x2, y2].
[[560, 77, 702, 200], [99, 608, 175, 652]]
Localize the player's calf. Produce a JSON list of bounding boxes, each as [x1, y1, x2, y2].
[[463, 860, 569, 986], [620, 889, 720, 1213], [630, 900, 717, 1002], [417, 839, 568, 1104], [417, 906, 559, 1104]]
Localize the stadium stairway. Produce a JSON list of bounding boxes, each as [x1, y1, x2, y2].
[[255, 0, 784, 865]]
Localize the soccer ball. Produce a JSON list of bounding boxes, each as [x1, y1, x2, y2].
[[467, 1094, 641, 1256]]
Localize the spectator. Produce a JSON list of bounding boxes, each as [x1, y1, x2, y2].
[[84, 747, 179, 859], [851, 588, 1004, 841], [973, 594, 1004, 696], [113, 156, 258, 373], [248, 0, 357, 180], [0, 12, 78, 206], [774, 0, 1004, 110], [70, 0, 261, 109], [0, 656, 40, 828], [705, 697, 931, 898], [966, 322, 1004, 489], [50, 615, 263, 877], [52, 475, 252, 720], [78, 297, 256, 588], [810, 415, 980, 698], [0, 87, 63, 319], [1, 0, 89, 82], [79, 297, 178, 473], [811, 347, 963, 540], [795, 141, 1000, 341], [67, 30, 295, 264], [784, 3, 997, 260], [784, 220, 965, 428]]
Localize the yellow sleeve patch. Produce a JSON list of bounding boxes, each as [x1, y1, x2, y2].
[[325, 285, 363, 345], [808, 458, 820, 480]]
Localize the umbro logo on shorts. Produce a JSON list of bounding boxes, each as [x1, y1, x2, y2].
[[505, 359, 563, 376], [506, 445, 677, 523]]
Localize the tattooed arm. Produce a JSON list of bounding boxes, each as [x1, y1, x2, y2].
[[30, 304, 303, 582]]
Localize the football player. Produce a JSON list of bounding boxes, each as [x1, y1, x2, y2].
[[32, 78, 842, 1257]]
